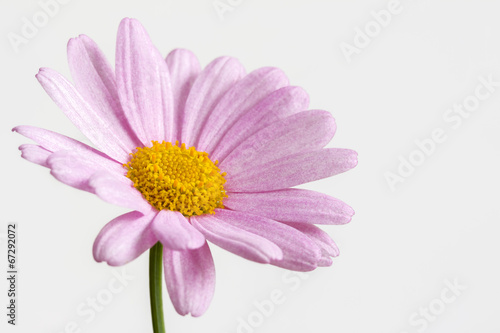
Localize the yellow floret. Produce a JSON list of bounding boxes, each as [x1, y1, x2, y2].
[[124, 141, 227, 216]]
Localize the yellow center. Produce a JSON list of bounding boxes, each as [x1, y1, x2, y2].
[[124, 141, 227, 216]]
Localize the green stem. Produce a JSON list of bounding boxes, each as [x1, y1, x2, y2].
[[150, 242, 165, 333]]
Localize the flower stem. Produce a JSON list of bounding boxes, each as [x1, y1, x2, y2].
[[150, 242, 165, 333]]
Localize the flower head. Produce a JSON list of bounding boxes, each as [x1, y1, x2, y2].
[[14, 18, 357, 317], [124, 140, 228, 215]]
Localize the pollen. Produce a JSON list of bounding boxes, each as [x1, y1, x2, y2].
[[124, 141, 228, 216]]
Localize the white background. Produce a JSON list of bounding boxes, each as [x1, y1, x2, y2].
[[1, 0, 500, 332]]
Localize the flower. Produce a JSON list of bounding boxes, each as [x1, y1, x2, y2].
[[13, 18, 357, 317]]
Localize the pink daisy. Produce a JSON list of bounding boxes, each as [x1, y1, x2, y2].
[[13, 18, 357, 319]]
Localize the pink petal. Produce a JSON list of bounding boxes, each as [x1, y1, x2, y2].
[[36, 68, 131, 163], [93, 211, 158, 266], [281, 222, 340, 257], [205, 209, 321, 271], [197, 67, 288, 153], [13, 125, 123, 174], [46, 149, 131, 205], [47, 150, 114, 191], [165, 49, 201, 143], [212, 86, 310, 162], [87, 171, 152, 215], [318, 256, 333, 267], [191, 214, 283, 264], [115, 18, 173, 145], [163, 242, 215, 317], [221, 110, 336, 172], [225, 148, 358, 192], [67, 34, 141, 152], [224, 189, 354, 225], [151, 210, 205, 250], [18, 144, 51, 167], [181, 56, 245, 147]]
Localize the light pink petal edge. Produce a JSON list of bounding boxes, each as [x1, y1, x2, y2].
[[163, 242, 215, 317], [93, 211, 158, 266]]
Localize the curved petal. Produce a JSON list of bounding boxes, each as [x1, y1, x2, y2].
[[151, 210, 205, 250], [163, 242, 215, 317], [212, 86, 310, 162], [93, 211, 158, 266], [13, 125, 124, 174], [224, 189, 354, 225], [281, 222, 340, 257], [36, 68, 131, 163], [318, 256, 333, 267], [181, 56, 245, 147], [197, 67, 288, 153], [225, 148, 358, 192], [67, 34, 141, 152], [191, 215, 283, 264], [165, 49, 201, 143], [18, 144, 51, 167], [47, 150, 126, 191], [88, 171, 153, 215], [207, 209, 321, 271], [221, 110, 336, 171], [115, 18, 173, 145]]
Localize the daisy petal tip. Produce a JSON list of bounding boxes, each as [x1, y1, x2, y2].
[[119, 17, 144, 31], [164, 243, 215, 319], [318, 256, 333, 267], [106, 259, 127, 267], [342, 216, 353, 225], [340, 205, 355, 224], [326, 114, 337, 136], [172, 305, 207, 318], [289, 263, 319, 273], [67, 36, 77, 49], [165, 48, 198, 63], [11, 125, 29, 135], [336, 149, 358, 173], [36, 67, 49, 76], [92, 241, 104, 263], [35, 67, 53, 84], [190, 313, 203, 318], [190, 307, 209, 318], [93, 254, 122, 267], [350, 150, 359, 166], [119, 17, 132, 25], [93, 211, 158, 267], [92, 254, 106, 265], [92, 243, 129, 267], [67, 34, 89, 51]]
